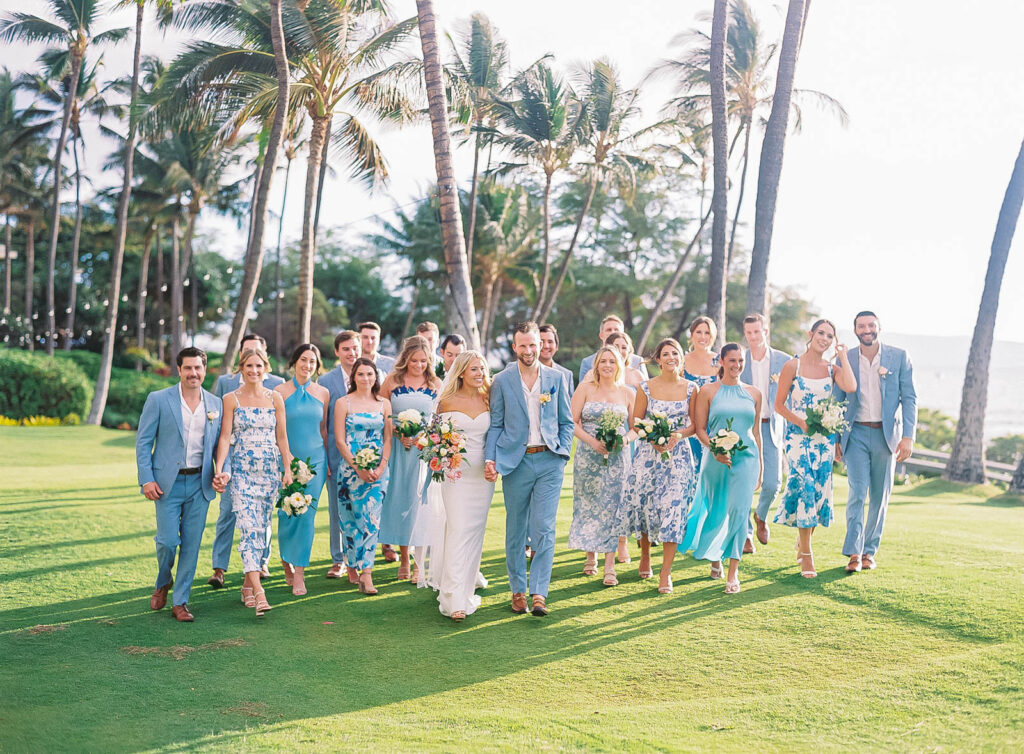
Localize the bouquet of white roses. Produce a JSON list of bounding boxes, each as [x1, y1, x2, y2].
[[635, 411, 678, 461], [416, 414, 467, 482], [708, 418, 749, 460], [394, 408, 426, 439], [276, 457, 317, 515], [594, 408, 625, 466], [804, 396, 849, 438], [352, 447, 382, 471], [279, 490, 312, 516]]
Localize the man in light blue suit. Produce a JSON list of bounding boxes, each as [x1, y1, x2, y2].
[[359, 321, 395, 376], [578, 315, 648, 384], [834, 311, 917, 573], [740, 314, 792, 550], [207, 333, 283, 587], [485, 322, 574, 617], [539, 324, 574, 395], [136, 347, 227, 622], [319, 329, 362, 579]]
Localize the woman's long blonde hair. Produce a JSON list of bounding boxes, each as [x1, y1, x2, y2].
[[437, 350, 491, 406], [584, 345, 625, 387], [390, 335, 440, 389]]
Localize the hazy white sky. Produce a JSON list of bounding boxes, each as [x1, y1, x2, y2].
[[4, 0, 1023, 341]]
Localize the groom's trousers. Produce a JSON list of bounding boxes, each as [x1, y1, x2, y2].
[[843, 424, 895, 557], [155, 474, 210, 606], [503, 450, 566, 597], [748, 420, 783, 536]]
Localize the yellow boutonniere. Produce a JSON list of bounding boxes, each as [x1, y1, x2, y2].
[[770, 373, 780, 384]]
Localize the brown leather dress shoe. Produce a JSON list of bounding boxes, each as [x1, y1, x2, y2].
[[171, 604, 194, 622], [511, 592, 528, 614], [531, 595, 549, 617], [754, 514, 770, 545], [150, 579, 172, 610], [325, 563, 344, 579], [207, 569, 225, 589], [743, 537, 756, 555]]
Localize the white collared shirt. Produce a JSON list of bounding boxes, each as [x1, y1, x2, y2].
[[522, 371, 544, 447], [856, 345, 883, 422], [750, 349, 772, 419], [179, 384, 206, 467]]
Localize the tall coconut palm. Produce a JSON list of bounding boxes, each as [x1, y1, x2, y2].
[[947, 138, 1024, 483], [274, 116, 306, 359], [706, 0, 729, 346]]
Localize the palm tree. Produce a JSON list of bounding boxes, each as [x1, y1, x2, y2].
[[706, 0, 729, 346], [747, 0, 807, 316], [273, 116, 306, 360], [947, 138, 1024, 483], [1012, 454, 1024, 494]]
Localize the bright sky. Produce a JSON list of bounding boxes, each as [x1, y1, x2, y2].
[[4, 0, 1023, 341]]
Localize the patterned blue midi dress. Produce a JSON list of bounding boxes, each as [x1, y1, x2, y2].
[[338, 399, 389, 570], [227, 401, 282, 573]]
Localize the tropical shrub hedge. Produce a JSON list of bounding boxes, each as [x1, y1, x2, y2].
[[0, 349, 93, 421]]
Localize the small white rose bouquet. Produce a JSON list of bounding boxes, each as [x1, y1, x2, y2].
[[594, 408, 625, 466], [279, 490, 312, 516], [394, 408, 426, 439], [352, 447, 382, 471], [709, 418, 749, 460], [804, 397, 849, 438], [635, 410, 678, 461], [276, 457, 317, 516]]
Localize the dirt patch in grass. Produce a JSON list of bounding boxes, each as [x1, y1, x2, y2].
[[225, 701, 270, 718], [26, 624, 67, 635], [122, 638, 248, 661]]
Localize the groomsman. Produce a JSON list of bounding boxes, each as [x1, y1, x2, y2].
[[485, 322, 574, 617], [578, 315, 648, 383], [437, 333, 466, 380], [835, 311, 917, 573], [207, 332, 282, 588], [136, 347, 227, 622], [416, 321, 440, 358], [321, 330, 363, 578], [359, 321, 395, 376], [538, 324, 574, 394], [740, 313, 791, 551]]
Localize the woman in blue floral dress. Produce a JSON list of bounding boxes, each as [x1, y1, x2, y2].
[[215, 348, 293, 617], [773, 319, 857, 578], [682, 316, 720, 467], [621, 338, 697, 594], [569, 346, 635, 586], [334, 357, 392, 595]]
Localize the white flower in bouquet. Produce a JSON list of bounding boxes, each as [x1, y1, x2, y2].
[[397, 408, 423, 425], [716, 431, 740, 451], [353, 447, 381, 470], [657, 437, 667, 445], [295, 460, 314, 485], [440, 421, 451, 434]]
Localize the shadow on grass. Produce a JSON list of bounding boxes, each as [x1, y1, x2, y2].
[[973, 492, 1024, 508], [2, 530, 153, 558], [102, 434, 138, 449]]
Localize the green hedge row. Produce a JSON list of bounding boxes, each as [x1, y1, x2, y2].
[[0, 350, 93, 420]]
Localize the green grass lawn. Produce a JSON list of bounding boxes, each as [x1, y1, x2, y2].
[[1, 427, 1022, 752]]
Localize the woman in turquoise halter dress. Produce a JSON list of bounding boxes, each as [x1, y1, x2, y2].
[[681, 316, 720, 467], [274, 345, 330, 597], [334, 357, 392, 595], [772, 319, 857, 579], [380, 336, 441, 581], [683, 343, 763, 595]]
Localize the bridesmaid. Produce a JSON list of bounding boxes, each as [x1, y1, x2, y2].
[[273, 344, 329, 597], [682, 316, 720, 466], [605, 332, 646, 388], [380, 335, 441, 581], [773, 319, 856, 578], [569, 346, 635, 586], [621, 338, 697, 594], [334, 357, 392, 595], [215, 348, 293, 617], [683, 343, 763, 594]]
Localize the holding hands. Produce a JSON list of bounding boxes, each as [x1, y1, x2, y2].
[[213, 472, 230, 493], [483, 460, 499, 483]]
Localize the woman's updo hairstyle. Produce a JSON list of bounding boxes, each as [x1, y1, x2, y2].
[[717, 342, 743, 378]]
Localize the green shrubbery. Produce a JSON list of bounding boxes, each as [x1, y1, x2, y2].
[[103, 369, 176, 428], [0, 350, 93, 421]]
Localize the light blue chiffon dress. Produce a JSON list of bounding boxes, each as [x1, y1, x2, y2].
[[277, 378, 326, 568], [380, 385, 436, 546]]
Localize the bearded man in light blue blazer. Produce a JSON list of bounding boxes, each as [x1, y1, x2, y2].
[[136, 347, 227, 622], [834, 311, 917, 573], [740, 314, 792, 550], [485, 322, 574, 617]]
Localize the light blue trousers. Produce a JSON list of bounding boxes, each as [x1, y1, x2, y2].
[[325, 459, 344, 564], [749, 420, 783, 536], [211, 488, 271, 572], [843, 424, 895, 556], [503, 451, 567, 597], [154, 474, 210, 606]]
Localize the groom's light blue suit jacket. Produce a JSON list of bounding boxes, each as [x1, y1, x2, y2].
[[833, 343, 917, 454], [740, 346, 792, 447], [136, 385, 225, 502], [485, 362, 575, 476]]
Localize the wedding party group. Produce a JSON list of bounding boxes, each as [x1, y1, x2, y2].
[[135, 310, 916, 623]]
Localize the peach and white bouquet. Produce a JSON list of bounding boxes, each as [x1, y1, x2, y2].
[[417, 415, 467, 482]]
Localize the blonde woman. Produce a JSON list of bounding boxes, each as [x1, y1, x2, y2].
[[682, 316, 720, 466], [433, 351, 495, 622], [569, 346, 635, 586], [215, 348, 294, 617]]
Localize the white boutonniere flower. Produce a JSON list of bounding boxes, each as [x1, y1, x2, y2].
[[878, 366, 889, 377], [207, 410, 220, 421], [770, 373, 780, 384]]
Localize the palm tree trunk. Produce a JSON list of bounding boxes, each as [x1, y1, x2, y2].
[[478, 266, 497, 352], [537, 171, 600, 323], [401, 282, 419, 338], [135, 227, 153, 369], [946, 138, 1024, 483], [312, 113, 332, 246], [1011, 454, 1024, 494], [25, 216, 35, 350], [417, 0, 480, 348], [706, 0, 729, 349], [222, 0, 290, 375], [636, 205, 713, 354], [155, 224, 165, 363], [464, 127, 482, 275], [44, 55, 83, 356], [483, 276, 503, 354], [275, 155, 293, 360], [170, 212, 183, 357], [63, 137, 84, 350], [296, 113, 329, 345], [530, 171, 554, 320], [747, 0, 806, 316], [87, 2, 144, 423], [726, 122, 752, 271], [3, 215, 11, 315]]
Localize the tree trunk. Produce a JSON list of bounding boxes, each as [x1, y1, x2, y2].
[[726, 122, 752, 271], [312, 113, 332, 247], [88, 1, 144, 424], [169, 212, 184, 357], [44, 55, 83, 355], [477, 266, 497, 352], [135, 227, 153, 369], [401, 282, 419, 339], [747, 0, 806, 316], [483, 276, 503, 354], [417, 0, 480, 348], [222, 0, 290, 375], [1011, 454, 1024, 494], [3, 215, 11, 315], [635, 205, 713, 354], [465, 127, 482, 276], [275, 155, 293, 360], [706, 0, 729, 349], [63, 137, 84, 350], [529, 171, 553, 321], [296, 113, 328, 345], [946, 137, 1024, 483], [155, 224, 165, 363], [25, 216, 35, 350]]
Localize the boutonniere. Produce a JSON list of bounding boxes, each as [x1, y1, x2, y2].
[[539, 386, 556, 406], [770, 373, 780, 384], [878, 366, 889, 377], [207, 410, 220, 421]]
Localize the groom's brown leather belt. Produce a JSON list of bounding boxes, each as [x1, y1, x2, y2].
[[179, 467, 202, 476], [855, 421, 883, 429], [525, 446, 548, 455]]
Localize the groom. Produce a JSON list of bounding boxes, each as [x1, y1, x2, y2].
[[485, 321, 574, 617]]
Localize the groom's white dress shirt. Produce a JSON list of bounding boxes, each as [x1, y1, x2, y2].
[[522, 373, 543, 447], [179, 384, 206, 468], [857, 346, 883, 422], [750, 350, 772, 419]]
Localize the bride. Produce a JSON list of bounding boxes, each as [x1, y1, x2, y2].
[[418, 350, 495, 622]]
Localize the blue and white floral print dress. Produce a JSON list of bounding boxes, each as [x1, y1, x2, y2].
[[338, 399, 389, 570], [569, 401, 630, 552], [227, 400, 282, 572]]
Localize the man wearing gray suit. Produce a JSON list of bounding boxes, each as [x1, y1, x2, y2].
[[539, 324, 574, 395], [578, 315, 648, 384], [834, 311, 917, 573], [359, 321, 395, 376]]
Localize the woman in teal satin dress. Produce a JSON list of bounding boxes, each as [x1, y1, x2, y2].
[[684, 343, 763, 595], [274, 344, 330, 596]]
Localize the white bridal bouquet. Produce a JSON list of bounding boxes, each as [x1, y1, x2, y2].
[[394, 408, 426, 438], [804, 397, 849, 438], [352, 447, 382, 471], [708, 418, 749, 460]]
